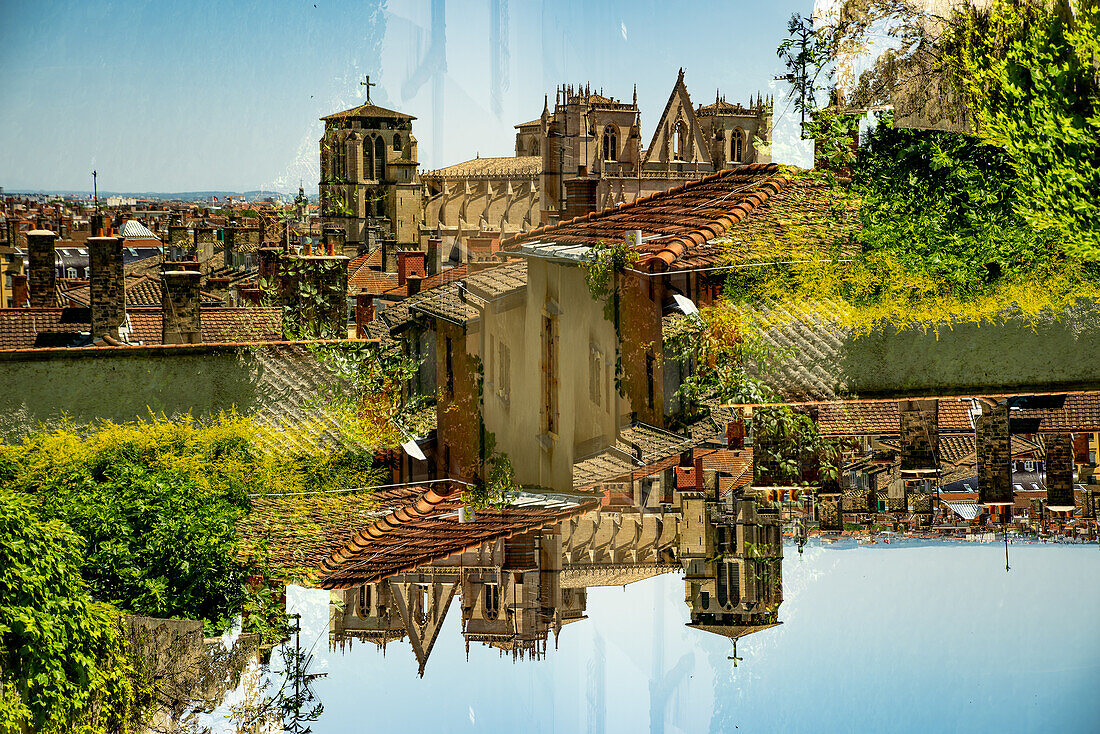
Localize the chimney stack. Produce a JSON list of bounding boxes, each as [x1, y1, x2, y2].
[[11, 274, 28, 307], [193, 225, 215, 262], [167, 223, 189, 260], [88, 236, 126, 340], [26, 229, 57, 308], [355, 291, 374, 338], [426, 237, 442, 276], [223, 224, 238, 269], [161, 270, 202, 344], [397, 249, 427, 286], [406, 273, 423, 296]]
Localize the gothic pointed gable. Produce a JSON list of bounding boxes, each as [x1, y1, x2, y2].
[[388, 578, 460, 677], [642, 69, 713, 166]]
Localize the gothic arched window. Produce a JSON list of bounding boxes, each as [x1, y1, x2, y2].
[[357, 585, 372, 616], [393, 133, 402, 152], [733, 129, 744, 163], [374, 136, 386, 180], [364, 142, 374, 181], [531, 138, 540, 156], [602, 126, 618, 161], [673, 121, 686, 160], [483, 584, 501, 619]]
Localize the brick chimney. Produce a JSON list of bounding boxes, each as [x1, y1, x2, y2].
[[26, 229, 57, 308], [88, 236, 126, 340], [726, 419, 746, 450], [239, 286, 264, 306], [161, 270, 202, 344], [11, 274, 28, 307], [397, 249, 426, 286], [355, 291, 374, 338]]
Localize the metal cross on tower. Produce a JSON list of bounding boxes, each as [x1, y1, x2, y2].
[[360, 74, 376, 103]]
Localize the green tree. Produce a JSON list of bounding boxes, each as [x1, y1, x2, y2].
[[941, 0, 1100, 256], [0, 489, 149, 734]]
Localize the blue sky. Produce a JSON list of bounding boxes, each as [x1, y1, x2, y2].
[[0, 0, 816, 193], [281, 541, 1100, 734]]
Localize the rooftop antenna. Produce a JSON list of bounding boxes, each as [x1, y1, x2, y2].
[[360, 74, 377, 103], [92, 170, 99, 212]]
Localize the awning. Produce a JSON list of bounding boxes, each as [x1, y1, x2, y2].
[[944, 500, 981, 520]]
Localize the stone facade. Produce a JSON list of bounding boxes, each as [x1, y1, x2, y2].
[[423, 71, 772, 263], [318, 102, 420, 252], [161, 270, 202, 344], [88, 236, 125, 339], [26, 229, 57, 308]]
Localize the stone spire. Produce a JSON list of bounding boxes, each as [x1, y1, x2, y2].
[[632, 84, 638, 107]]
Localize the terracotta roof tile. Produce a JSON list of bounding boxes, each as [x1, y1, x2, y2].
[[423, 156, 542, 179], [503, 164, 790, 270], [815, 399, 975, 437], [0, 306, 283, 349], [317, 487, 598, 588]]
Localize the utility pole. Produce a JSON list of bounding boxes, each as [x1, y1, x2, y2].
[[92, 170, 98, 212]]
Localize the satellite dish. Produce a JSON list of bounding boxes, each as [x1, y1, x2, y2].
[[401, 438, 427, 461], [672, 293, 698, 315]]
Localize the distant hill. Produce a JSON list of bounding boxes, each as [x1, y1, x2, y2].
[[4, 188, 306, 202]]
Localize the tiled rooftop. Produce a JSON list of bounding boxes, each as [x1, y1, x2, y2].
[[815, 399, 975, 437], [1015, 393, 1100, 433], [422, 156, 542, 179], [504, 163, 790, 271], [61, 275, 224, 308], [321, 102, 415, 121], [464, 260, 527, 301], [318, 487, 598, 588], [0, 306, 283, 349]]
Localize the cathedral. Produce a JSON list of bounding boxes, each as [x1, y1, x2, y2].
[[422, 69, 772, 263], [319, 70, 771, 269]]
